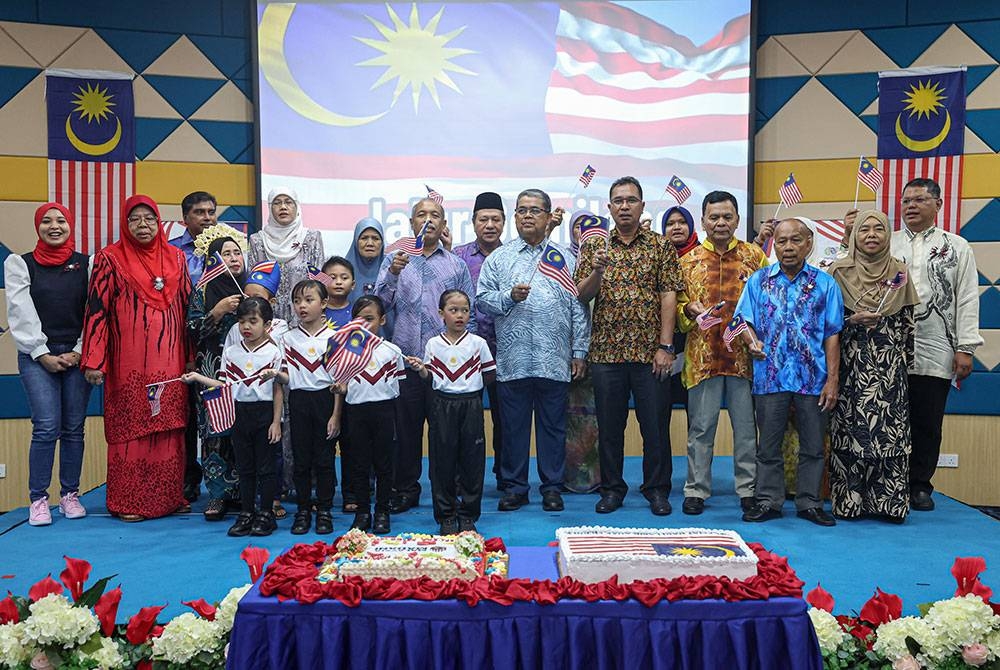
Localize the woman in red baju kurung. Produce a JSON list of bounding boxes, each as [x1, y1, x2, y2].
[[82, 195, 191, 521]]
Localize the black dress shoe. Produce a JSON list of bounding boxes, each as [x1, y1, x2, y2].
[[290, 510, 311, 535], [740, 497, 756, 513], [910, 490, 935, 511], [458, 517, 477, 533], [595, 494, 623, 513], [315, 511, 334, 534], [542, 491, 564, 512], [372, 512, 390, 535], [228, 512, 254, 537], [389, 496, 418, 514], [250, 511, 277, 537], [649, 495, 672, 516], [682, 497, 704, 515], [742, 501, 781, 522], [439, 518, 460, 535], [351, 512, 372, 531], [797, 508, 836, 527], [498, 493, 529, 511]]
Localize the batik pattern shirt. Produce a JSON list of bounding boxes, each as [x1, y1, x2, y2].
[[453, 240, 499, 354]]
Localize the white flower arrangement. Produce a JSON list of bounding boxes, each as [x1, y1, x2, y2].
[[150, 612, 224, 665], [808, 608, 850, 653], [21, 594, 99, 649], [78, 635, 127, 669], [922, 594, 999, 659], [0, 623, 32, 668], [872, 616, 936, 663], [214, 584, 252, 634]]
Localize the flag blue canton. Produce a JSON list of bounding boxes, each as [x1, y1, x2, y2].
[[47, 76, 134, 162], [877, 69, 966, 159]]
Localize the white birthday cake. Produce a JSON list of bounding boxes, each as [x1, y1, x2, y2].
[[317, 529, 508, 582], [556, 526, 758, 584]]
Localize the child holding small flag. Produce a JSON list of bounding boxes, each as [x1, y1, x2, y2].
[[407, 290, 496, 535], [182, 297, 283, 537]]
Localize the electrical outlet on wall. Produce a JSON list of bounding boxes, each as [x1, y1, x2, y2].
[[937, 454, 959, 468]]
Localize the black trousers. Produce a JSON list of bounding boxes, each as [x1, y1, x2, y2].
[[486, 380, 504, 486], [232, 401, 276, 514], [393, 370, 431, 500], [345, 400, 395, 514], [289, 389, 335, 511], [428, 390, 485, 522], [183, 385, 202, 489], [337, 413, 354, 505], [908, 374, 951, 495]]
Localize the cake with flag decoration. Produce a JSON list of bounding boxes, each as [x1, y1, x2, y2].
[[556, 526, 758, 583]]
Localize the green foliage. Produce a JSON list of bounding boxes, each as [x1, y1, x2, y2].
[[74, 575, 116, 610]]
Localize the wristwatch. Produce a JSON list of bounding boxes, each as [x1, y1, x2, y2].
[[658, 344, 676, 354]]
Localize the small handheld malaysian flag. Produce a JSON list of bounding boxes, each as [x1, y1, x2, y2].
[[201, 385, 235, 434], [695, 301, 726, 330], [196, 252, 228, 289], [386, 223, 426, 256], [665, 175, 692, 205], [147, 383, 165, 417], [875, 270, 908, 312], [307, 264, 334, 287], [578, 215, 610, 244], [779, 173, 803, 208], [537, 243, 579, 296], [325, 323, 382, 384], [425, 184, 444, 205], [723, 315, 749, 352], [578, 165, 596, 187], [857, 157, 884, 193]]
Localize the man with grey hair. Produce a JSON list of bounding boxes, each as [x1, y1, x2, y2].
[[478, 188, 590, 513], [375, 196, 476, 514]]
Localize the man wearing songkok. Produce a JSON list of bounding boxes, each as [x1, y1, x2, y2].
[[477, 188, 589, 513], [676, 191, 767, 516], [453, 192, 506, 489], [375, 197, 476, 514], [890, 178, 982, 512], [736, 218, 843, 527], [575, 176, 684, 517]]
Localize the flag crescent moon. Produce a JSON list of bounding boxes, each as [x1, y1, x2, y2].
[[701, 546, 737, 558], [65, 116, 121, 156], [259, 3, 387, 127], [895, 111, 951, 153]]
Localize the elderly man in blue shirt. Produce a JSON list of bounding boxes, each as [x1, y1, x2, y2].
[[478, 188, 590, 514], [735, 218, 844, 527]]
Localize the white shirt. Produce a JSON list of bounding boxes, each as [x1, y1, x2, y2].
[[422, 331, 496, 394], [891, 226, 983, 379], [281, 323, 336, 391], [224, 318, 289, 350], [220, 339, 282, 403], [345, 341, 405, 405]]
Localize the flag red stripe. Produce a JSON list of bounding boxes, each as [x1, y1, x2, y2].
[[545, 113, 748, 147], [547, 69, 748, 104]]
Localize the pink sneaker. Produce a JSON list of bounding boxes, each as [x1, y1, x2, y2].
[[29, 498, 52, 526], [59, 492, 87, 519]]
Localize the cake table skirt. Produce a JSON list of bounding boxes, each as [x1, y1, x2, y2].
[[227, 547, 823, 670]]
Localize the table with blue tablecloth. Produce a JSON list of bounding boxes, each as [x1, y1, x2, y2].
[[227, 546, 822, 670]]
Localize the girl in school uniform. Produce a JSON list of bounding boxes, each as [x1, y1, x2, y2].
[[341, 295, 405, 535], [273, 279, 340, 535], [408, 290, 495, 535], [183, 297, 283, 537]]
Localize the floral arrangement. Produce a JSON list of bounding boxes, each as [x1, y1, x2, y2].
[[0, 546, 270, 670], [807, 557, 1000, 669]]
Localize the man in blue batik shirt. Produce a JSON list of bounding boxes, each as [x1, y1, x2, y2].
[[735, 218, 844, 527], [170, 191, 218, 287]]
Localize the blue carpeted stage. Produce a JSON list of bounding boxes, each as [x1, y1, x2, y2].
[[1, 457, 997, 620]]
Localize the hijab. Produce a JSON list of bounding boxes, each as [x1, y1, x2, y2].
[[662, 206, 699, 257], [32, 202, 75, 267], [203, 236, 247, 312], [261, 187, 308, 263], [344, 217, 385, 301], [568, 209, 594, 258], [103, 194, 184, 310], [828, 209, 919, 317]]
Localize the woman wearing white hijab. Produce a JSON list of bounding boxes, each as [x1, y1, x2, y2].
[[247, 187, 325, 325]]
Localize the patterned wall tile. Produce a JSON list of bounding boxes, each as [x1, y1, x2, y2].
[[0, 25, 36, 67], [48, 29, 131, 72], [818, 32, 896, 75], [755, 37, 810, 77], [772, 31, 855, 74], [189, 81, 252, 123], [0, 74, 44, 156], [0, 21, 85, 67], [144, 121, 225, 163], [143, 35, 223, 78]]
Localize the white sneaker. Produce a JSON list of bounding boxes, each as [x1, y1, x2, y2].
[[29, 498, 52, 526], [59, 492, 87, 519]]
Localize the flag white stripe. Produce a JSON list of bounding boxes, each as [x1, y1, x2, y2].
[[554, 53, 737, 90], [550, 135, 748, 164], [545, 88, 749, 121]]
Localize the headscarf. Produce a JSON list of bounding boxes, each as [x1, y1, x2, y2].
[[32, 202, 75, 267], [828, 209, 919, 317], [261, 187, 307, 263], [662, 206, 698, 257], [102, 194, 184, 310], [568, 209, 594, 258], [203, 236, 247, 312], [343, 217, 385, 301]]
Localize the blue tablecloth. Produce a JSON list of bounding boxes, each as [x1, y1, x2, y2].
[[227, 546, 822, 670]]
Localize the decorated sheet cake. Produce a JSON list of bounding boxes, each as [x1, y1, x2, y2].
[[556, 526, 758, 583], [318, 529, 508, 582]]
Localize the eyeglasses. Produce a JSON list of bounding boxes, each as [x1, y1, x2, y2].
[[900, 196, 937, 206], [271, 198, 296, 207], [127, 215, 157, 225], [515, 206, 549, 217], [611, 197, 641, 207]]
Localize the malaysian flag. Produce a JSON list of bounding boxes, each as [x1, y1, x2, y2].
[[665, 175, 692, 204], [325, 323, 382, 384], [46, 73, 135, 255], [196, 252, 228, 289], [875, 270, 908, 312], [307, 264, 334, 287], [201, 385, 235, 434], [857, 156, 884, 193], [815, 219, 847, 244], [723, 314, 748, 352], [696, 302, 725, 330], [386, 224, 426, 255], [578, 215, 610, 243], [578, 165, 596, 187], [425, 184, 444, 205], [146, 383, 165, 417], [537, 243, 578, 296], [778, 173, 803, 208], [565, 532, 746, 557]]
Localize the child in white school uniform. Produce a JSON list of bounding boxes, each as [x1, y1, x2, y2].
[[407, 290, 495, 535]]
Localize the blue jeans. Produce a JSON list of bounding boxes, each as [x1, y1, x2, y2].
[[18, 343, 92, 502], [497, 377, 568, 496]]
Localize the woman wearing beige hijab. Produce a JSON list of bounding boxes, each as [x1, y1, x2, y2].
[[828, 210, 920, 523]]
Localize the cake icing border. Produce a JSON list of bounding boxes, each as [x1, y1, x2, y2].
[[555, 526, 759, 566]]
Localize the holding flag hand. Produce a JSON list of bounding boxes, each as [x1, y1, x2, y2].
[[405, 356, 428, 378], [744, 327, 766, 360], [592, 248, 610, 274], [210, 295, 242, 322], [842, 209, 859, 244], [546, 207, 566, 236], [388, 251, 411, 275], [753, 219, 777, 247], [510, 283, 531, 303], [848, 310, 883, 328]]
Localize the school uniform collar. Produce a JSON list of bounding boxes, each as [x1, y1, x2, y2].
[[440, 331, 468, 346], [241, 338, 272, 353]]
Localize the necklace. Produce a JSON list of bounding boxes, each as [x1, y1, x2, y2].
[[135, 246, 166, 291]]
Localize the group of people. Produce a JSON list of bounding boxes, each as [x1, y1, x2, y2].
[[6, 175, 981, 536]]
